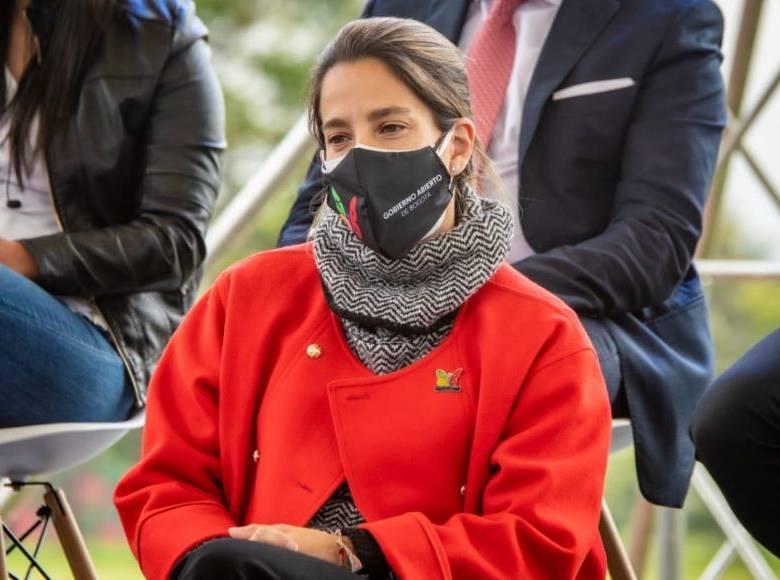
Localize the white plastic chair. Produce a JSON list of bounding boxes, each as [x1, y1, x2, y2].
[[0, 410, 144, 580]]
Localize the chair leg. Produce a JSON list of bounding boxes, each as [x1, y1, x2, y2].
[[692, 466, 776, 580], [657, 507, 683, 580], [43, 488, 98, 580], [0, 480, 12, 511], [600, 499, 637, 580], [627, 496, 654, 576], [0, 516, 8, 580]]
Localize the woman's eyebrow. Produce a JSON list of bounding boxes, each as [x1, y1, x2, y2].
[[322, 107, 413, 131], [367, 106, 412, 121], [322, 117, 350, 131]]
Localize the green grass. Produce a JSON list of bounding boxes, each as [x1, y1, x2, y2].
[[4, 540, 142, 580]]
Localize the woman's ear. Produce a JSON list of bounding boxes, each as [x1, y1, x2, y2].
[[445, 118, 476, 176]]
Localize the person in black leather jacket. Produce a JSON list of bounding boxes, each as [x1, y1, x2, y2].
[[0, 0, 225, 426]]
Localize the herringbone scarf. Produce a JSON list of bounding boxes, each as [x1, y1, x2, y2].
[[308, 188, 512, 543], [313, 187, 512, 374], [308, 191, 512, 544]]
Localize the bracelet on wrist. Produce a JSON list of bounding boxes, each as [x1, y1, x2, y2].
[[332, 528, 363, 572]]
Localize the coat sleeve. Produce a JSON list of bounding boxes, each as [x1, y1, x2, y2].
[[20, 3, 226, 297], [360, 347, 611, 579], [113, 276, 235, 580], [516, 0, 725, 316]]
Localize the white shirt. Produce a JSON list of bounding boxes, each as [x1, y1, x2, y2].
[[1, 66, 108, 329], [459, 0, 563, 263]]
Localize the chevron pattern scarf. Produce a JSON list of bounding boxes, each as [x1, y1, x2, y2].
[[308, 188, 512, 566], [313, 187, 513, 374]]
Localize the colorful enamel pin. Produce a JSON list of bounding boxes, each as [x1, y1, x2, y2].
[[435, 368, 463, 392]]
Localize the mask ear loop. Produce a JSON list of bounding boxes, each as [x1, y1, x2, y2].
[[422, 128, 458, 241], [435, 125, 456, 157], [435, 126, 457, 191]]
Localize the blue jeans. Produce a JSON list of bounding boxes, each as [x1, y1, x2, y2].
[[0, 265, 136, 427]]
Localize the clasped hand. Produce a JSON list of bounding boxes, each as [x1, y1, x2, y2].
[[228, 523, 345, 567]]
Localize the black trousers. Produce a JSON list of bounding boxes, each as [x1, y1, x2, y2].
[[172, 538, 361, 580], [691, 329, 780, 557]]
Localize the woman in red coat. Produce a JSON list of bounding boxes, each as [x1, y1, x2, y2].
[[115, 17, 611, 580]]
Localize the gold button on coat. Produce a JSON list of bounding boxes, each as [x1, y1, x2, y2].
[[306, 344, 322, 359]]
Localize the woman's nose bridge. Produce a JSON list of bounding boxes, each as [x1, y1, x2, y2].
[[353, 125, 381, 148]]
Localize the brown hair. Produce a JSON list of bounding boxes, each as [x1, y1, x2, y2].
[[308, 16, 501, 199]]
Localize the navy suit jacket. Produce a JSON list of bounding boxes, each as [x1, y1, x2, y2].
[[278, 0, 726, 507]]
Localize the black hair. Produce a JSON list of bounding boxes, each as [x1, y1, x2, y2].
[[1, 0, 115, 184]]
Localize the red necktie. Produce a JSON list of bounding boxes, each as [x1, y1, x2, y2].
[[466, 0, 524, 146]]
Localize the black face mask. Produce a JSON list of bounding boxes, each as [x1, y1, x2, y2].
[[321, 129, 455, 260]]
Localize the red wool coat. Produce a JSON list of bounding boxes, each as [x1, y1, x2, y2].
[[114, 244, 611, 580]]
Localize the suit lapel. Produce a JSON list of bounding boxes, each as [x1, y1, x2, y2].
[[425, 0, 472, 43], [518, 0, 620, 169]]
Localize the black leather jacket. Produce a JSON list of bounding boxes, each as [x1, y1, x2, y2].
[[17, 0, 225, 404]]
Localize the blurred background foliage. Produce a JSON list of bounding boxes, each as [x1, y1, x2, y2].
[[3, 0, 779, 578]]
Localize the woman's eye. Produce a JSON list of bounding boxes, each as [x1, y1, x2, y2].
[[380, 123, 406, 135], [327, 134, 350, 145]]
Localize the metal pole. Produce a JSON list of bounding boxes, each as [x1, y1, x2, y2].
[[205, 114, 315, 269], [740, 146, 780, 212], [700, 542, 737, 580], [627, 498, 654, 577], [699, 0, 766, 256], [692, 467, 776, 580], [0, 481, 11, 511], [658, 507, 684, 580], [696, 260, 780, 280], [718, 69, 780, 163], [727, 1, 765, 116]]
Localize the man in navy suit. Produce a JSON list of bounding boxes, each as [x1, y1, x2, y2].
[[278, 0, 726, 508]]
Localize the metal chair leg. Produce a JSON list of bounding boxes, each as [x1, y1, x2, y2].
[[700, 542, 737, 580], [627, 496, 654, 576], [658, 507, 684, 580], [600, 499, 638, 580], [0, 480, 12, 511], [43, 488, 98, 580], [692, 465, 776, 580], [0, 515, 8, 580]]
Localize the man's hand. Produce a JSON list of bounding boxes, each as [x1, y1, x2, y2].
[[0, 238, 39, 279], [228, 524, 347, 566]]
